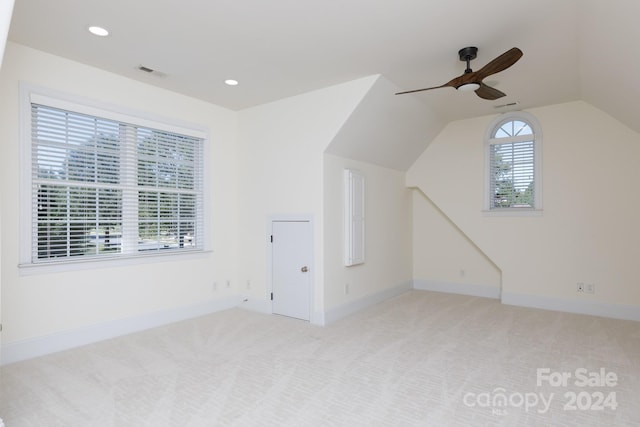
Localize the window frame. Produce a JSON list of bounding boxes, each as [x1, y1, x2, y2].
[[483, 111, 542, 215], [19, 83, 211, 273]]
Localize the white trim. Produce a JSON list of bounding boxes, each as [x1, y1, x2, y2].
[[18, 249, 212, 276], [481, 209, 543, 217], [413, 279, 501, 299], [312, 309, 326, 326], [501, 292, 640, 322], [483, 110, 543, 213], [1, 296, 241, 365], [238, 297, 272, 314], [324, 281, 412, 325]]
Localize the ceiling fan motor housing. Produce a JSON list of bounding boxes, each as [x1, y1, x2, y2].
[[458, 46, 478, 61]]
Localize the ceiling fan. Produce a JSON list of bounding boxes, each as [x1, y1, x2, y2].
[[396, 47, 523, 100]]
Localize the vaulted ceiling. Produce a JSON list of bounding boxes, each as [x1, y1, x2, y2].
[[7, 0, 640, 140]]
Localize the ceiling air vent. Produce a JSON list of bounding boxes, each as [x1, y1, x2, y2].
[[137, 65, 167, 78], [494, 101, 519, 109]]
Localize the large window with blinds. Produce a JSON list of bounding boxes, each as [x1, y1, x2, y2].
[[22, 87, 205, 265], [484, 112, 542, 212]]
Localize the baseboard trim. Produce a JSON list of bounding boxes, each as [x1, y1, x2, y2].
[[1, 296, 241, 365], [501, 292, 640, 322], [238, 297, 272, 315], [239, 298, 327, 326], [311, 310, 325, 326], [324, 281, 413, 325], [413, 279, 501, 299]]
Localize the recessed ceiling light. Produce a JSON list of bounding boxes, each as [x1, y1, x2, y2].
[[224, 79, 239, 86], [88, 26, 109, 37]]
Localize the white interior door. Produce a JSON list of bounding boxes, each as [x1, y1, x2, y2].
[[271, 220, 312, 321]]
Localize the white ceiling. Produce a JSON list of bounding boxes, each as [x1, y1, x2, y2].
[[7, 0, 640, 130]]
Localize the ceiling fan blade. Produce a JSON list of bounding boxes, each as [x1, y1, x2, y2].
[[395, 73, 467, 95], [475, 83, 506, 100], [474, 47, 523, 81], [395, 83, 451, 95]]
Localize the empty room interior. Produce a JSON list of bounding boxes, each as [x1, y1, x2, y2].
[[1, 0, 639, 425]]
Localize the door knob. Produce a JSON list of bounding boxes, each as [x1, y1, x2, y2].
[[301, 266, 309, 273]]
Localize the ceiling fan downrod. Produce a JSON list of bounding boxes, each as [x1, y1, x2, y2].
[[458, 46, 478, 73]]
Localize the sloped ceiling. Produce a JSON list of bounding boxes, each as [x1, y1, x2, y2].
[[578, 1, 640, 134], [325, 75, 445, 171], [6, 0, 640, 170]]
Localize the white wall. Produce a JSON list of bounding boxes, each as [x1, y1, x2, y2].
[[0, 43, 240, 354], [0, 0, 13, 68], [323, 154, 413, 316], [412, 189, 501, 296], [235, 76, 376, 320], [408, 101, 640, 315], [0, 0, 14, 361]]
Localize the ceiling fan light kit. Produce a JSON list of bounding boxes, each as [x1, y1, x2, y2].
[[396, 46, 523, 100], [457, 82, 480, 92]]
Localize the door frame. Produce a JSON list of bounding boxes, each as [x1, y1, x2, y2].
[[266, 214, 316, 323]]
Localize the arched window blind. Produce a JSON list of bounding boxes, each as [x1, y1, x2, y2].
[[485, 112, 542, 211]]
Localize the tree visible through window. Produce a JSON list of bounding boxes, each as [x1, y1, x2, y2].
[[31, 103, 204, 262], [486, 114, 540, 210]]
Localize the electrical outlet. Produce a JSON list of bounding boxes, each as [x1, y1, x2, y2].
[[226, 280, 231, 288], [585, 283, 595, 294], [246, 280, 251, 290], [344, 283, 350, 295], [577, 282, 584, 292], [212, 282, 218, 292]]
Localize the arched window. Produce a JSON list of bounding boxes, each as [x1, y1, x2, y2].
[[484, 111, 542, 212]]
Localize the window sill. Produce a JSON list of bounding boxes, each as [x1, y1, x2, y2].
[[482, 208, 543, 217], [18, 249, 212, 276]]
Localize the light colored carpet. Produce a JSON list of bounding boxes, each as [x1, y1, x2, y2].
[[1, 290, 639, 426]]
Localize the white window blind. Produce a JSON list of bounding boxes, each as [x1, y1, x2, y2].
[[488, 119, 535, 209], [31, 103, 204, 262]]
